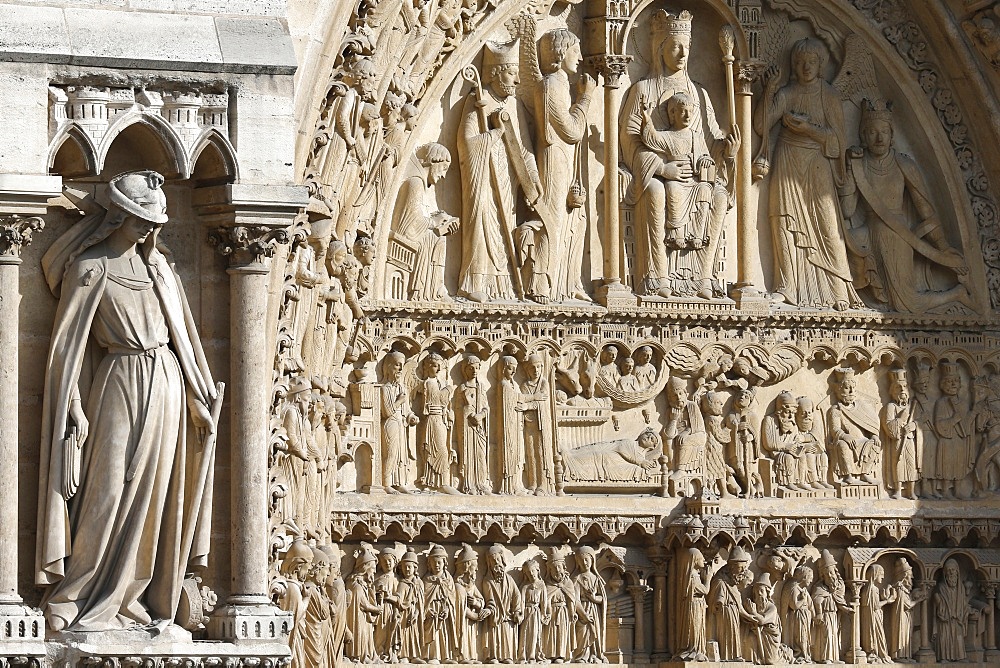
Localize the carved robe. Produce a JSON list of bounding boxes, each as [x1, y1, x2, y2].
[[347, 576, 380, 662], [762, 413, 802, 487], [520, 578, 550, 661], [574, 569, 607, 662], [303, 582, 331, 668], [544, 575, 577, 661], [457, 88, 535, 300], [277, 579, 309, 668], [889, 580, 918, 660], [392, 174, 450, 301], [762, 77, 861, 308], [396, 576, 425, 661], [782, 580, 813, 660], [709, 572, 750, 661], [533, 68, 591, 301], [883, 400, 921, 487], [483, 572, 523, 662], [37, 238, 217, 631], [327, 576, 350, 668], [455, 574, 486, 661], [498, 374, 525, 494], [419, 377, 453, 489], [746, 595, 782, 665], [620, 71, 731, 295], [934, 395, 972, 483], [675, 558, 709, 660], [664, 398, 706, 474], [381, 380, 415, 488], [424, 572, 458, 661], [521, 374, 554, 494], [456, 377, 490, 494], [812, 582, 845, 663], [934, 579, 969, 661], [828, 399, 882, 479], [860, 581, 891, 661], [374, 569, 400, 659]]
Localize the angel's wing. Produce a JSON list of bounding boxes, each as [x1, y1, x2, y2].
[[506, 12, 543, 86], [832, 34, 879, 105], [759, 8, 790, 69]]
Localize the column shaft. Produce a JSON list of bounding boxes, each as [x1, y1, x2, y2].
[[652, 570, 668, 657], [0, 258, 21, 604], [604, 83, 621, 285], [736, 90, 754, 288], [227, 264, 272, 605]]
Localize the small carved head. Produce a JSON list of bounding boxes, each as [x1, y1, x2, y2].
[[487, 544, 508, 574], [400, 549, 419, 579], [776, 391, 797, 427], [502, 355, 518, 379], [539, 28, 581, 75], [309, 546, 331, 586], [939, 362, 962, 396], [795, 396, 815, 432], [384, 351, 406, 381], [702, 390, 726, 417], [790, 37, 827, 84], [423, 351, 445, 377], [600, 345, 618, 365], [665, 91, 695, 130], [462, 354, 481, 381], [667, 376, 688, 407], [832, 367, 857, 403], [943, 558, 960, 586], [637, 428, 660, 451], [525, 353, 544, 380], [378, 547, 399, 573], [635, 346, 653, 365], [416, 142, 452, 186], [522, 559, 542, 581], [793, 564, 813, 587]]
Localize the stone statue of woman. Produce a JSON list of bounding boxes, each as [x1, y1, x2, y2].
[[36, 170, 218, 632]]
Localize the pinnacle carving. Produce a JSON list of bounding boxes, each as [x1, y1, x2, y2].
[[0, 216, 44, 257]]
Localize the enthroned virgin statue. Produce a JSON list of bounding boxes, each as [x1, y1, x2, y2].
[[37, 170, 218, 632], [620, 9, 739, 300]]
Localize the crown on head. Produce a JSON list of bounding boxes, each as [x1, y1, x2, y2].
[[653, 9, 693, 37], [860, 98, 893, 128]]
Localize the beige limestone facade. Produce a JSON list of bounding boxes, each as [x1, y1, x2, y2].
[[3, 0, 1000, 666]]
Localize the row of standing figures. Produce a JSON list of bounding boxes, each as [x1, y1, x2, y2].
[[276, 542, 609, 667]]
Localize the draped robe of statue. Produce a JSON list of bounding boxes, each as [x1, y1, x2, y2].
[[327, 575, 350, 668], [842, 148, 969, 313], [544, 571, 577, 661], [860, 580, 891, 661], [303, 582, 331, 668], [457, 88, 535, 300], [709, 571, 750, 660], [457, 376, 490, 494], [419, 376, 453, 489], [745, 593, 782, 664], [574, 567, 607, 662], [381, 379, 415, 488], [883, 399, 921, 489], [37, 218, 216, 631], [520, 577, 550, 661], [763, 77, 861, 308], [812, 581, 845, 663], [392, 173, 450, 301], [483, 571, 523, 662], [424, 570, 458, 661], [782, 579, 813, 660], [396, 575, 426, 661], [374, 567, 400, 658], [533, 68, 590, 301], [828, 397, 882, 480], [348, 574, 380, 662], [620, 69, 731, 296], [933, 576, 969, 661], [498, 371, 525, 494], [675, 551, 709, 660], [456, 572, 486, 661], [889, 578, 918, 660], [933, 394, 972, 484]]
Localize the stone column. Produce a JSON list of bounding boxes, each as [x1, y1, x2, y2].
[[730, 65, 766, 309], [916, 579, 935, 662], [198, 183, 307, 645], [592, 54, 634, 309], [983, 583, 999, 660], [847, 580, 866, 664], [0, 173, 60, 660], [649, 548, 670, 660], [628, 582, 648, 662]]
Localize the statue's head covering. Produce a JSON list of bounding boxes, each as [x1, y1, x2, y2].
[[940, 361, 962, 379], [400, 549, 419, 565], [753, 571, 773, 589], [860, 98, 893, 130], [820, 549, 837, 569], [728, 546, 751, 563], [832, 367, 856, 384], [456, 543, 478, 564], [483, 39, 519, 74], [652, 9, 693, 38], [428, 543, 448, 558], [109, 170, 169, 225]]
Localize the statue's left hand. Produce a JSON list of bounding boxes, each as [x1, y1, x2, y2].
[[577, 73, 597, 98], [191, 400, 215, 443]]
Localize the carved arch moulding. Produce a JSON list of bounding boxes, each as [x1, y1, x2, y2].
[[271, 0, 1000, 666]]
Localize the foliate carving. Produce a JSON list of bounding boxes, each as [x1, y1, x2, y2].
[[591, 54, 633, 89], [0, 215, 44, 257], [209, 225, 290, 265]]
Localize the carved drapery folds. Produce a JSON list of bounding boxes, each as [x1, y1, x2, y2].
[[273, 0, 1000, 666]]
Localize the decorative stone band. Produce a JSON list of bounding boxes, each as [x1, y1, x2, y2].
[[0, 216, 44, 258]]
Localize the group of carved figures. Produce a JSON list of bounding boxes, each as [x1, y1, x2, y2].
[[275, 542, 608, 667], [368, 341, 1000, 500], [676, 547, 995, 665], [375, 8, 978, 314]]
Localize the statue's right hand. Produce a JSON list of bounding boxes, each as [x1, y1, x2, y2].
[[662, 160, 693, 181], [69, 401, 89, 446], [763, 65, 781, 92]]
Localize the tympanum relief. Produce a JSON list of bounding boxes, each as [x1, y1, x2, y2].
[[263, 0, 1000, 666]]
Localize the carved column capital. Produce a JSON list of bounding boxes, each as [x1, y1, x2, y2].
[[737, 61, 765, 95], [982, 581, 999, 599], [209, 225, 289, 269], [590, 54, 633, 89], [0, 215, 44, 260]]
